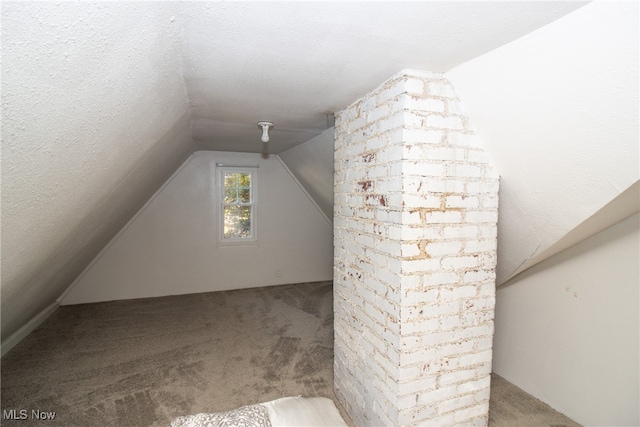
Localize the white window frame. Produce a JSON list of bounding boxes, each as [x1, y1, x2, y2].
[[218, 166, 258, 244]]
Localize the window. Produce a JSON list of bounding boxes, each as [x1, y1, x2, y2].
[[219, 166, 257, 242]]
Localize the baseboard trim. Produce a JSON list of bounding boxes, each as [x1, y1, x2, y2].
[[1, 301, 59, 357]]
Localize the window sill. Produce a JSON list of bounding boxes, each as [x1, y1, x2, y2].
[[218, 240, 259, 248]]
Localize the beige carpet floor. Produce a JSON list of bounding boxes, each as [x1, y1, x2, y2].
[[1, 281, 580, 426]]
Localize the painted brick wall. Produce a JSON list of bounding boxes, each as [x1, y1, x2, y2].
[[334, 70, 499, 426]]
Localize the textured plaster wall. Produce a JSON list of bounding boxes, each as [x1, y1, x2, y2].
[[278, 127, 335, 222], [334, 70, 498, 426], [1, 2, 193, 339], [493, 214, 639, 426], [61, 151, 333, 305], [446, 0, 639, 284]]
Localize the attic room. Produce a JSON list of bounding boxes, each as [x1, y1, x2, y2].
[[1, 1, 638, 426]]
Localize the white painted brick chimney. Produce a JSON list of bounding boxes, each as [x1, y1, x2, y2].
[[334, 70, 499, 426]]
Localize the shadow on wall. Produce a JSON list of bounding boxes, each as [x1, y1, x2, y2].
[[1, 112, 195, 343]]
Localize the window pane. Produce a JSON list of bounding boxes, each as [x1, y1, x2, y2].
[[239, 187, 250, 203], [223, 205, 252, 239], [238, 173, 251, 187], [224, 172, 251, 204], [224, 173, 237, 188], [224, 186, 237, 204], [238, 174, 251, 203], [224, 173, 237, 203]]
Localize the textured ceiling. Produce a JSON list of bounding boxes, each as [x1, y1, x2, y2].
[[1, 1, 594, 343], [179, 1, 588, 154]]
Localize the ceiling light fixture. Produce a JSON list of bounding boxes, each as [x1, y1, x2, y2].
[[257, 121, 274, 143]]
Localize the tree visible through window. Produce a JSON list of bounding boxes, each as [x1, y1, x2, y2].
[[219, 167, 256, 241]]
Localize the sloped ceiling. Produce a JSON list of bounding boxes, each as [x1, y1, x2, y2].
[[1, 2, 197, 342], [179, 1, 589, 154], [279, 128, 335, 222], [2, 1, 590, 342], [446, 0, 639, 285]]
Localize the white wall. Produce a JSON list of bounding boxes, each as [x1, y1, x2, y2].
[[446, 0, 639, 284], [493, 213, 639, 426], [446, 3, 639, 423], [278, 127, 335, 222], [61, 151, 333, 304]]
